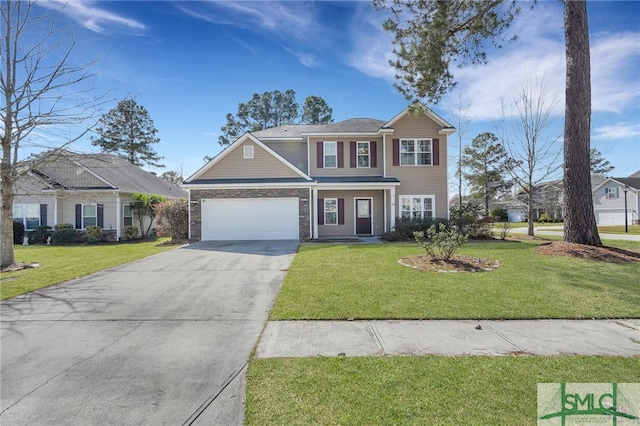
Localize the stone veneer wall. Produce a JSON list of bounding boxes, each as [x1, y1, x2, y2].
[[189, 188, 311, 241]]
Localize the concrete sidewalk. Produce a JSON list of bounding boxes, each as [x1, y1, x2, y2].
[[256, 319, 640, 358]]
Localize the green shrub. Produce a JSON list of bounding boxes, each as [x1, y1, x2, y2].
[[52, 223, 76, 245], [381, 217, 448, 241], [13, 220, 25, 244], [85, 226, 102, 244], [538, 213, 552, 223], [32, 225, 53, 244], [124, 225, 139, 240], [449, 203, 491, 239], [489, 208, 508, 222], [154, 199, 189, 241], [414, 223, 467, 261]]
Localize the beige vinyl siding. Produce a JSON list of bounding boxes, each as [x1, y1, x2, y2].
[[386, 114, 449, 219], [309, 137, 384, 177], [263, 141, 308, 172], [200, 140, 301, 179], [58, 193, 118, 230], [317, 190, 385, 236]]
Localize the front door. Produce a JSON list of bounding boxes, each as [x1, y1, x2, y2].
[[355, 199, 372, 235]]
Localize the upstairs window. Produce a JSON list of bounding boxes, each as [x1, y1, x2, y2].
[[324, 141, 337, 168], [357, 142, 370, 168], [400, 139, 432, 166], [605, 187, 619, 199]]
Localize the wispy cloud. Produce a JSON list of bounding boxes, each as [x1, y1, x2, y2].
[[593, 123, 640, 141], [38, 0, 146, 35], [347, 2, 640, 124]]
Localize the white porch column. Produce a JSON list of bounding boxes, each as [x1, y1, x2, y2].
[[390, 186, 396, 230], [115, 192, 121, 240], [312, 188, 318, 239], [53, 196, 58, 226], [383, 190, 388, 232]]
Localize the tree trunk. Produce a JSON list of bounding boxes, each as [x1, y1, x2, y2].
[[563, 0, 601, 246], [1, 160, 16, 269], [527, 191, 535, 237]]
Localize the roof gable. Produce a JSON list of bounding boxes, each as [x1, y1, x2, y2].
[[185, 133, 311, 182], [384, 102, 455, 133]]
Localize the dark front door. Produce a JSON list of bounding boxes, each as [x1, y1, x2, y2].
[[355, 199, 372, 235]]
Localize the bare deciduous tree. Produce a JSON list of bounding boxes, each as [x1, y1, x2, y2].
[[500, 77, 563, 237], [1, 0, 104, 268], [448, 92, 472, 207]]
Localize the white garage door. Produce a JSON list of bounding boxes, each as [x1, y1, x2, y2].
[[596, 210, 626, 226], [201, 198, 299, 240]]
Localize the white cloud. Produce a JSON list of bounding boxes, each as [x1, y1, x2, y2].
[[593, 123, 640, 141], [38, 0, 146, 35]]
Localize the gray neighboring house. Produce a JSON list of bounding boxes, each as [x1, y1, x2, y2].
[[592, 171, 640, 226], [183, 103, 455, 241], [12, 150, 187, 241]]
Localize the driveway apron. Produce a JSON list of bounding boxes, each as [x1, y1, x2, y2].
[[0, 240, 298, 426]]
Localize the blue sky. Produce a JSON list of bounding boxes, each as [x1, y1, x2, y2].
[[32, 0, 640, 185]]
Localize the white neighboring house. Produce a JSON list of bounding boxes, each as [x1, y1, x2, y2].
[[592, 171, 640, 226], [12, 150, 187, 241]]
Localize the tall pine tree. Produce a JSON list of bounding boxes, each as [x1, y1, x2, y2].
[[92, 99, 164, 168]]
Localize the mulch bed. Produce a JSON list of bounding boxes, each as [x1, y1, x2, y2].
[[1, 262, 40, 273], [398, 255, 500, 273], [535, 241, 640, 263]]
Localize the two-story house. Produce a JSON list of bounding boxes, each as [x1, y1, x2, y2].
[[183, 103, 455, 240]]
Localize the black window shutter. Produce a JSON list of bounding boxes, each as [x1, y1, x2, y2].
[[371, 141, 377, 168], [97, 204, 104, 227], [317, 142, 323, 168], [317, 198, 324, 225], [75, 204, 82, 229], [338, 199, 345, 225], [392, 139, 400, 166], [337, 141, 344, 168], [433, 139, 440, 166], [350, 142, 356, 168], [40, 204, 47, 227]]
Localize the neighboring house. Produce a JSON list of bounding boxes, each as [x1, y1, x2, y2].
[[183, 103, 455, 240], [592, 172, 640, 226], [12, 150, 187, 241], [492, 175, 608, 222]]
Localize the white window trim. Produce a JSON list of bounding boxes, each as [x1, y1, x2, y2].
[[243, 145, 254, 159], [604, 187, 618, 199], [82, 204, 97, 229], [356, 141, 370, 168], [398, 195, 435, 219], [324, 198, 338, 225], [400, 138, 432, 166], [123, 204, 133, 227], [323, 141, 338, 169], [13, 204, 41, 230]]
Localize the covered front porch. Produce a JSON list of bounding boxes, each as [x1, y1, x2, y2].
[[310, 177, 400, 239]]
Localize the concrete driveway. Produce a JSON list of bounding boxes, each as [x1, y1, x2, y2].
[[0, 240, 298, 426]]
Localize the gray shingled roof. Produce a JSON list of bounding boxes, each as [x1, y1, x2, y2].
[[251, 118, 387, 139], [34, 151, 187, 198], [612, 177, 640, 190]]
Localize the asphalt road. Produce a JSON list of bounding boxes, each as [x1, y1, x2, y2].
[[0, 240, 299, 426]]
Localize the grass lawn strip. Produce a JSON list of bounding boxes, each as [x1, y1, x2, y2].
[[270, 240, 640, 320], [0, 239, 173, 300], [246, 356, 640, 426]]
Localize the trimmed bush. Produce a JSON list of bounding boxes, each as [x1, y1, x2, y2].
[[85, 225, 103, 244], [450, 203, 491, 239], [414, 223, 467, 261], [381, 217, 448, 241], [52, 223, 76, 245], [13, 220, 25, 244], [32, 225, 53, 244], [490, 208, 508, 222], [538, 213, 552, 223], [124, 225, 139, 240]]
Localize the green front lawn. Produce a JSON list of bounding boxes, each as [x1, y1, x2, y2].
[[0, 239, 173, 300], [270, 240, 640, 320], [246, 356, 640, 426], [598, 224, 640, 235]]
